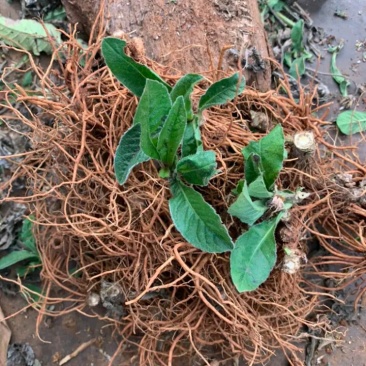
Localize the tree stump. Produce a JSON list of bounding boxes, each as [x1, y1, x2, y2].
[[62, 0, 272, 91]]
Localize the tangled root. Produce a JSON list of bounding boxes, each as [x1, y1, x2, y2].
[[1, 22, 365, 366]]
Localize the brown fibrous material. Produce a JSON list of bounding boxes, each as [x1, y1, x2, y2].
[[1, 19, 366, 366]]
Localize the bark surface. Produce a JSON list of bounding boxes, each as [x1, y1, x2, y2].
[[62, 0, 272, 91]]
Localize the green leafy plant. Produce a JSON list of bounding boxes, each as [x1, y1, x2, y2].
[[328, 44, 350, 97], [0, 15, 62, 56], [0, 217, 41, 276], [336, 110, 366, 135], [102, 37, 298, 292]]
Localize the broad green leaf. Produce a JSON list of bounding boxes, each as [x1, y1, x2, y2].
[[228, 182, 267, 225], [20, 217, 38, 254], [177, 150, 217, 186], [336, 110, 366, 135], [198, 73, 245, 111], [101, 37, 171, 97], [291, 20, 304, 54], [170, 74, 203, 120], [328, 45, 349, 97], [248, 175, 273, 198], [0, 250, 39, 271], [134, 80, 172, 159], [157, 96, 187, 166], [181, 119, 203, 157], [169, 181, 234, 253], [244, 153, 262, 185], [230, 215, 281, 292], [0, 15, 62, 56], [242, 125, 285, 189], [114, 124, 150, 184]]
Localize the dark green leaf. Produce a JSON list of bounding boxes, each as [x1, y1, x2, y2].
[[291, 20, 304, 54], [198, 72, 245, 111], [336, 110, 366, 135], [177, 150, 217, 186], [114, 124, 150, 185], [169, 180, 234, 253], [170, 74, 203, 120], [0, 250, 39, 271], [16, 260, 41, 277], [244, 153, 262, 185], [328, 45, 349, 97], [157, 96, 187, 166], [134, 79, 172, 159], [242, 125, 285, 189], [101, 37, 171, 97], [181, 119, 203, 157], [230, 215, 281, 292], [43, 6, 66, 22], [228, 182, 267, 225]]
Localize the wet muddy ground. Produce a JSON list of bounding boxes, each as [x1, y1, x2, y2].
[[1, 0, 366, 365]]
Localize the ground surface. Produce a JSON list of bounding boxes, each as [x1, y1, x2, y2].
[[1, 0, 366, 365]]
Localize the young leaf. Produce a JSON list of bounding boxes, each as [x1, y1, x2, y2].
[[0, 16, 62, 56], [16, 260, 41, 277], [181, 119, 203, 157], [169, 180, 234, 253], [289, 51, 312, 78], [134, 79, 172, 159], [244, 153, 262, 185], [21, 71, 33, 87], [336, 110, 366, 135], [20, 217, 37, 254], [230, 216, 281, 292], [114, 124, 150, 185], [101, 37, 171, 97], [170, 74, 203, 120], [157, 96, 187, 166], [0, 250, 39, 271], [328, 45, 349, 97], [232, 180, 244, 196], [289, 56, 306, 78], [198, 72, 245, 112], [291, 20, 304, 55], [248, 175, 273, 198], [242, 125, 285, 189], [228, 182, 267, 226], [177, 150, 217, 186]]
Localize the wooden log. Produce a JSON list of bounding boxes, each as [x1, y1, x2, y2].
[[62, 0, 272, 91]]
